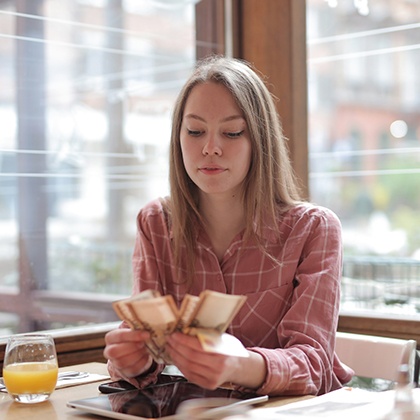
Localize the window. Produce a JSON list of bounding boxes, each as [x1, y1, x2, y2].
[[307, 0, 420, 318], [0, 0, 200, 334], [2, 0, 419, 340]]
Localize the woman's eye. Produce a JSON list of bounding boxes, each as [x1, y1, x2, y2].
[[187, 129, 202, 137], [226, 130, 244, 139]]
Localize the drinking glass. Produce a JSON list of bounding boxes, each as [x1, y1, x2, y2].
[[2, 334, 58, 404]]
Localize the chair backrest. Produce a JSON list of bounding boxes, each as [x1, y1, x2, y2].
[[335, 331, 417, 383]]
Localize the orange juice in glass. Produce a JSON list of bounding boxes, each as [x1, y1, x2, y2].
[[3, 334, 58, 403]]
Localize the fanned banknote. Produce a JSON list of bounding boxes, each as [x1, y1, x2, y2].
[[112, 289, 247, 363]]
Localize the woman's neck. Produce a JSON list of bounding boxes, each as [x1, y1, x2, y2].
[[199, 193, 246, 261]]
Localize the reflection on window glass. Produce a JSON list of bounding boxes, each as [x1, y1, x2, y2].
[[307, 0, 420, 315], [0, 0, 196, 333]]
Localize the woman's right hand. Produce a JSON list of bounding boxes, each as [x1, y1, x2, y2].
[[103, 328, 153, 379]]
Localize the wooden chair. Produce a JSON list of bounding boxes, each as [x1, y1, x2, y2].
[[335, 331, 418, 383]]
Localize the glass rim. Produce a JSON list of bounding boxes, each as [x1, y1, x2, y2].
[[7, 333, 54, 342]]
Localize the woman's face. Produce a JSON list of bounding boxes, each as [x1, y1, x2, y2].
[[180, 82, 252, 200]]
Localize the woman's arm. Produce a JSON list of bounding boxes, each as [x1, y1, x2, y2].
[[244, 207, 352, 396], [105, 202, 169, 387]]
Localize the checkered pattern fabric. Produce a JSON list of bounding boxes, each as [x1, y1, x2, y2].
[[109, 198, 353, 396]]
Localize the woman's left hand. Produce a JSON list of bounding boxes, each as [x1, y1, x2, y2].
[[166, 332, 243, 390]]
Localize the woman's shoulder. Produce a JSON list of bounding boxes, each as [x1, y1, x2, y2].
[[266, 202, 342, 245], [138, 197, 170, 214], [136, 197, 171, 229], [289, 202, 339, 218], [279, 202, 341, 228]]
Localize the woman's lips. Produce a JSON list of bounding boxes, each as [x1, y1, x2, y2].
[[199, 166, 226, 175]]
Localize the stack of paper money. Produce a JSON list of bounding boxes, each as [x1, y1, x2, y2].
[[113, 289, 248, 363]]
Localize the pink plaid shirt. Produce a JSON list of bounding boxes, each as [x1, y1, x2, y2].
[[109, 198, 353, 396]]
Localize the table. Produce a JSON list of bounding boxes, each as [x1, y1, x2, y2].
[[0, 362, 311, 419]]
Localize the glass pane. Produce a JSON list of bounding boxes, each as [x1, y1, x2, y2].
[[307, 0, 420, 316], [0, 313, 19, 336], [0, 0, 197, 333]]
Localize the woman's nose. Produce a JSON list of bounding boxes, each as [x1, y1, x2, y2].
[[202, 136, 222, 156]]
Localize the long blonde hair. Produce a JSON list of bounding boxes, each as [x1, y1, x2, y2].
[[167, 56, 302, 286]]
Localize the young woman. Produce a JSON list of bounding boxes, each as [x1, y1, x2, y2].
[[103, 56, 353, 396]]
